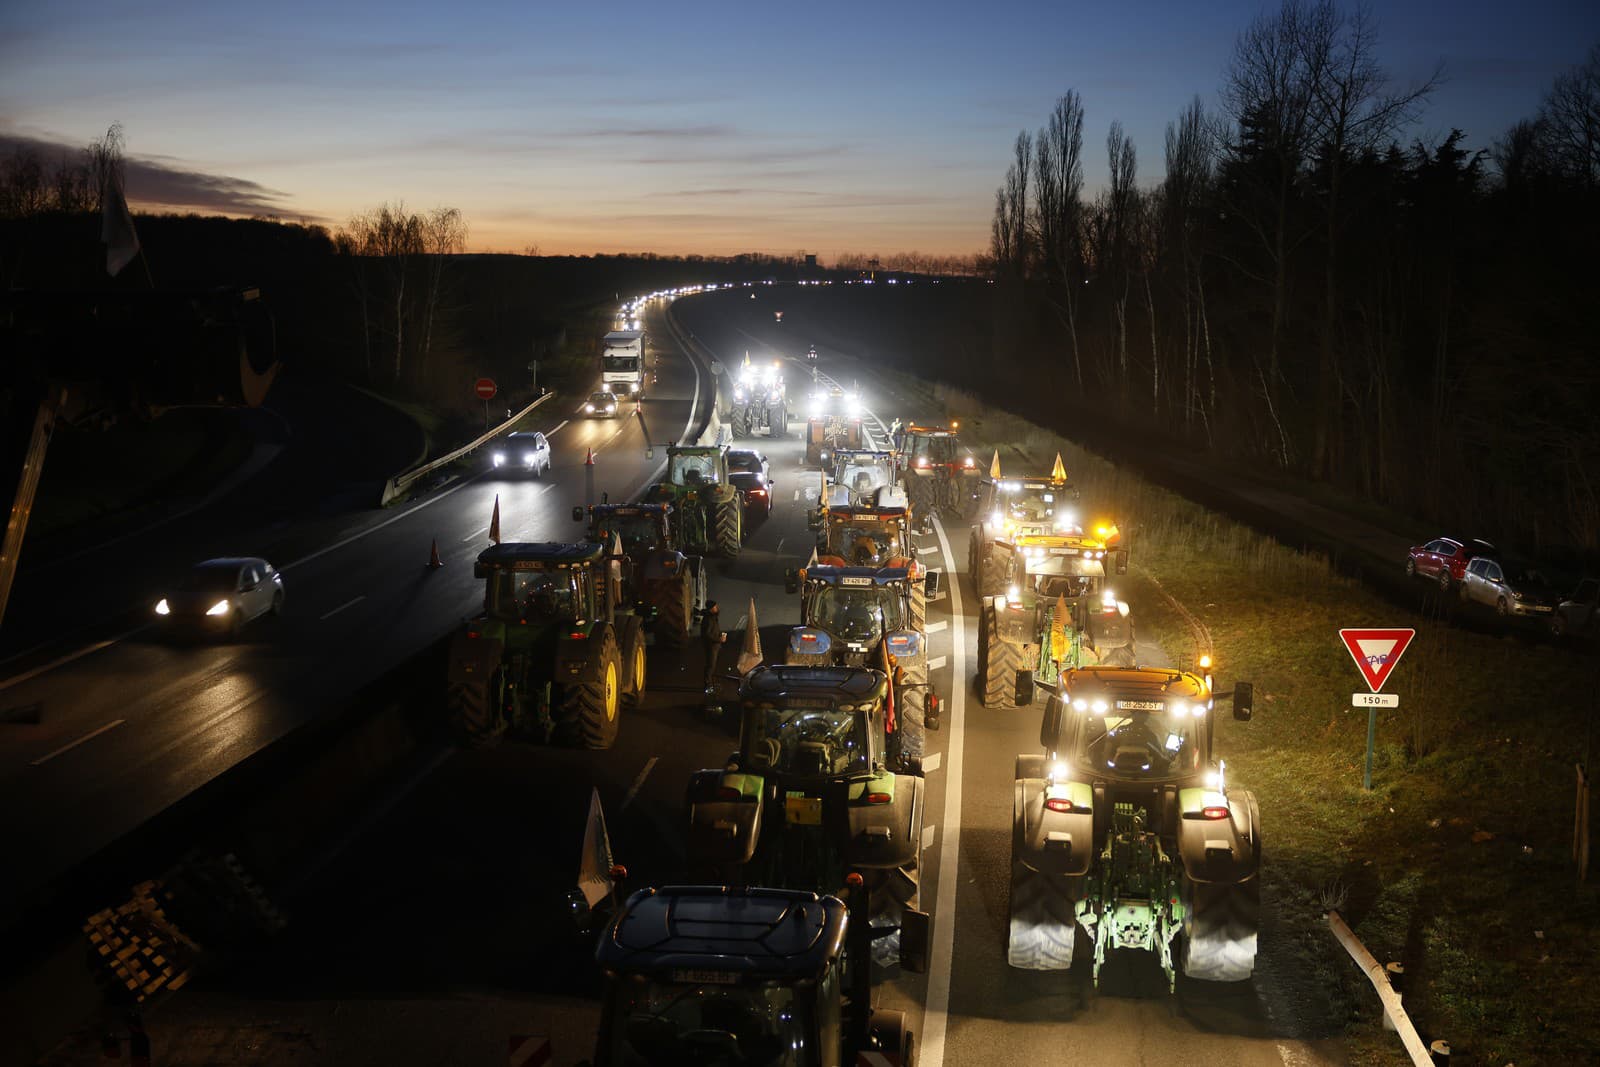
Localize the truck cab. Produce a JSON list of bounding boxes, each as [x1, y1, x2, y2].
[[601, 329, 645, 397]]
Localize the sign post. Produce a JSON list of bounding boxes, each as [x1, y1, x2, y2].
[[1339, 628, 1415, 790]]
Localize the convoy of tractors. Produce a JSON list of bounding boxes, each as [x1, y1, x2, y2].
[[447, 326, 1261, 1065]]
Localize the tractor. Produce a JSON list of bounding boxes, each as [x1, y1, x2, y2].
[[686, 665, 926, 918], [446, 542, 646, 749], [572, 501, 708, 648], [975, 537, 1136, 708], [803, 385, 864, 466], [589, 879, 927, 1067], [897, 422, 981, 525], [726, 352, 789, 438], [1007, 661, 1259, 993], [642, 444, 743, 559]]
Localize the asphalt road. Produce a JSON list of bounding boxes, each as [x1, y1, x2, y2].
[[38, 288, 1342, 1065], [0, 301, 703, 930]]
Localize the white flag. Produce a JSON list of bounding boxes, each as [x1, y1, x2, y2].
[[576, 787, 615, 909], [101, 171, 141, 277]]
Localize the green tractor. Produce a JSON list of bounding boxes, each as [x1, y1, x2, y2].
[[642, 444, 743, 559], [686, 665, 926, 917], [975, 532, 1136, 709], [572, 501, 708, 648], [1008, 662, 1259, 991], [446, 541, 646, 749]]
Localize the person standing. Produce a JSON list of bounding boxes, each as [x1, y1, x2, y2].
[[700, 600, 725, 694]]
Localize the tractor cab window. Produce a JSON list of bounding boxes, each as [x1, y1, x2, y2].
[[600, 512, 662, 558], [811, 584, 903, 642], [1004, 486, 1057, 525], [840, 459, 892, 495], [1070, 708, 1202, 781], [603, 976, 811, 1067], [487, 569, 577, 621], [908, 434, 956, 465], [831, 524, 896, 567], [1036, 573, 1097, 601], [669, 453, 720, 486], [746, 705, 869, 778]]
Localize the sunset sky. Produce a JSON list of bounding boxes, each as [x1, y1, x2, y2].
[[2, 1, 1593, 258]]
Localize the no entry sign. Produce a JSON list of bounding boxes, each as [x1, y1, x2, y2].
[[1339, 628, 1415, 693], [475, 377, 497, 400]]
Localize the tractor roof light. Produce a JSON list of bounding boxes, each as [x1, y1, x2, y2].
[[1048, 761, 1069, 782]]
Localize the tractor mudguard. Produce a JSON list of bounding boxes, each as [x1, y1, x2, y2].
[[686, 769, 763, 865], [447, 630, 504, 684], [1087, 610, 1134, 652], [995, 606, 1036, 646], [641, 548, 688, 582], [829, 771, 922, 871], [1013, 773, 1094, 877], [555, 622, 613, 684], [1176, 787, 1261, 884]]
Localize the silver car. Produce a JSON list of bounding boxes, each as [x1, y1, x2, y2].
[[155, 557, 284, 638], [492, 431, 552, 476], [1459, 557, 1560, 618]]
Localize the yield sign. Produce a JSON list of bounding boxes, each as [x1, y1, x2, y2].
[[1339, 628, 1416, 693]]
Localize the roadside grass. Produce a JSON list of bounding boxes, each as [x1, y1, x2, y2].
[[891, 370, 1600, 1064]]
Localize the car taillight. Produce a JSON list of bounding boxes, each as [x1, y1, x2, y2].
[[569, 630, 589, 639], [1201, 805, 1230, 820], [1044, 797, 1076, 813], [466, 629, 480, 639], [864, 792, 891, 805]]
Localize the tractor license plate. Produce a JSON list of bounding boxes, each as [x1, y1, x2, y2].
[[785, 795, 824, 826], [1050, 547, 1079, 555]]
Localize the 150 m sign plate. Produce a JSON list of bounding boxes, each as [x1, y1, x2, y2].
[[1353, 693, 1399, 708]]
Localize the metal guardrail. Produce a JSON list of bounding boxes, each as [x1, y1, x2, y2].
[[1327, 909, 1450, 1064], [379, 391, 556, 506], [662, 304, 728, 447]]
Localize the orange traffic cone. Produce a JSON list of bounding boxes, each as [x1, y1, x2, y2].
[[426, 538, 444, 569], [489, 494, 501, 544]]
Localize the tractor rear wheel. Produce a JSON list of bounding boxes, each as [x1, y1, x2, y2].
[[981, 604, 1020, 708], [1006, 862, 1077, 970], [772, 402, 787, 439], [1181, 876, 1259, 982], [730, 406, 752, 437], [648, 574, 693, 648], [979, 551, 1007, 599], [712, 497, 742, 558], [910, 581, 927, 632], [448, 671, 504, 748], [563, 628, 622, 749], [620, 629, 647, 711]]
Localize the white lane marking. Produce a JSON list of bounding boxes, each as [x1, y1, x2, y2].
[[928, 655, 947, 671], [922, 823, 937, 850], [793, 490, 799, 502], [920, 546, 941, 557], [545, 419, 570, 437], [0, 632, 144, 694], [30, 719, 126, 766], [734, 615, 748, 634], [619, 756, 658, 813], [926, 621, 948, 634], [920, 514, 967, 1067], [922, 751, 941, 773], [318, 596, 367, 621], [281, 468, 486, 573], [461, 529, 487, 543]]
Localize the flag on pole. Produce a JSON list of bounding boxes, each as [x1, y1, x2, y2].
[[989, 450, 1001, 480], [1051, 453, 1067, 481], [101, 171, 141, 277], [489, 494, 501, 544], [737, 596, 764, 675], [576, 788, 615, 908]]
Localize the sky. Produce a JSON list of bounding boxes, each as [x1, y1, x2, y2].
[[2, 0, 1595, 258]]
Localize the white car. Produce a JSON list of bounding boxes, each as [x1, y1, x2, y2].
[[492, 431, 552, 476], [155, 557, 284, 638]]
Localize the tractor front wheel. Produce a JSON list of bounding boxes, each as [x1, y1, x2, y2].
[[731, 406, 752, 438], [563, 628, 622, 749], [449, 671, 505, 748], [712, 497, 742, 558], [980, 604, 1020, 708]]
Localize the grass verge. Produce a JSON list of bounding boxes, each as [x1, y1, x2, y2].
[[892, 371, 1599, 1065]]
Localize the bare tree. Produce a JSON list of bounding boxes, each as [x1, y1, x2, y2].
[[419, 206, 468, 387], [1536, 43, 1600, 191], [1104, 121, 1138, 400], [1032, 92, 1088, 386], [1163, 97, 1218, 435], [990, 131, 1033, 278]]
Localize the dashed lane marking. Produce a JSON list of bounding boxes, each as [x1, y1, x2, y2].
[[793, 489, 800, 502], [620, 756, 658, 813], [0, 633, 143, 694], [319, 596, 367, 621], [922, 751, 941, 773], [922, 823, 937, 851], [30, 719, 126, 766], [928, 655, 947, 670], [545, 419, 570, 437], [926, 621, 948, 634]]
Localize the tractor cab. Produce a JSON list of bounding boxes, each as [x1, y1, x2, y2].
[[898, 422, 980, 520], [475, 542, 607, 626], [899, 423, 969, 471], [828, 449, 900, 506], [735, 665, 889, 783], [811, 506, 917, 568], [577, 503, 674, 565], [803, 387, 864, 466], [644, 445, 742, 559], [981, 475, 1082, 537], [785, 566, 920, 664], [665, 446, 727, 487]]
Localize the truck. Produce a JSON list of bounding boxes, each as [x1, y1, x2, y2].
[[641, 444, 743, 559], [1007, 661, 1259, 992], [446, 541, 646, 749], [589, 879, 926, 1066], [686, 665, 926, 917], [600, 330, 646, 397], [727, 353, 788, 438], [572, 501, 708, 648]]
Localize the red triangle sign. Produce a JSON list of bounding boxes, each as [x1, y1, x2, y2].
[[1339, 628, 1416, 693]]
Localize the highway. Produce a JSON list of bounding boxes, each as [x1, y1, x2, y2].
[[27, 289, 1345, 1065]]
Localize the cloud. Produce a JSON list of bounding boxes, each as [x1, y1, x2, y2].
[[0, 132, 292, 216]]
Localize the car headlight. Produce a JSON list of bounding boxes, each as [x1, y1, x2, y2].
[[207, 600, 231, 616], [523, 452, 537, 465], [492, 452, 505, 466], [585, 404, 594, 412], [155, 598, 170, 616]]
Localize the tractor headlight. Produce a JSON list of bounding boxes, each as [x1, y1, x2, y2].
[[1090, 699, 1108, 714], [206, 600, 231, 616], [155, 598, 171, 616]]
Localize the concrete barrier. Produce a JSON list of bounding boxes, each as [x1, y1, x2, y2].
[[380, 392, 555, 506]]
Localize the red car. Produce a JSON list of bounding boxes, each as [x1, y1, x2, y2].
[[1405, 536, 1499, 590]]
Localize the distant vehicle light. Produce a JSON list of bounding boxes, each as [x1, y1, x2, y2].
[[492, 452, 506, 466], [155, 598, 170, 616], [206, 600, 231, 616], [585, 404, 595, 412]]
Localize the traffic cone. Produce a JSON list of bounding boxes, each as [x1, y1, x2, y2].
[[426, 538, 444, 569], [489, 494, 501, 544], [737, 596, 763, 675]]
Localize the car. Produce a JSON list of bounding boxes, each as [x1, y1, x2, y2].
[[1459, 557, 1561, 618], [583, 391, 619, 418], [1552, 577, 1599, 638], [725, 448, 774, 520], [1405, 536, 1499, 590], [155, 557, 283, 638], [491, 431, 551, 476]]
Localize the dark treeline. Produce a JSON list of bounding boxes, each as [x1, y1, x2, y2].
[[985, 2, 1599, 556]]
